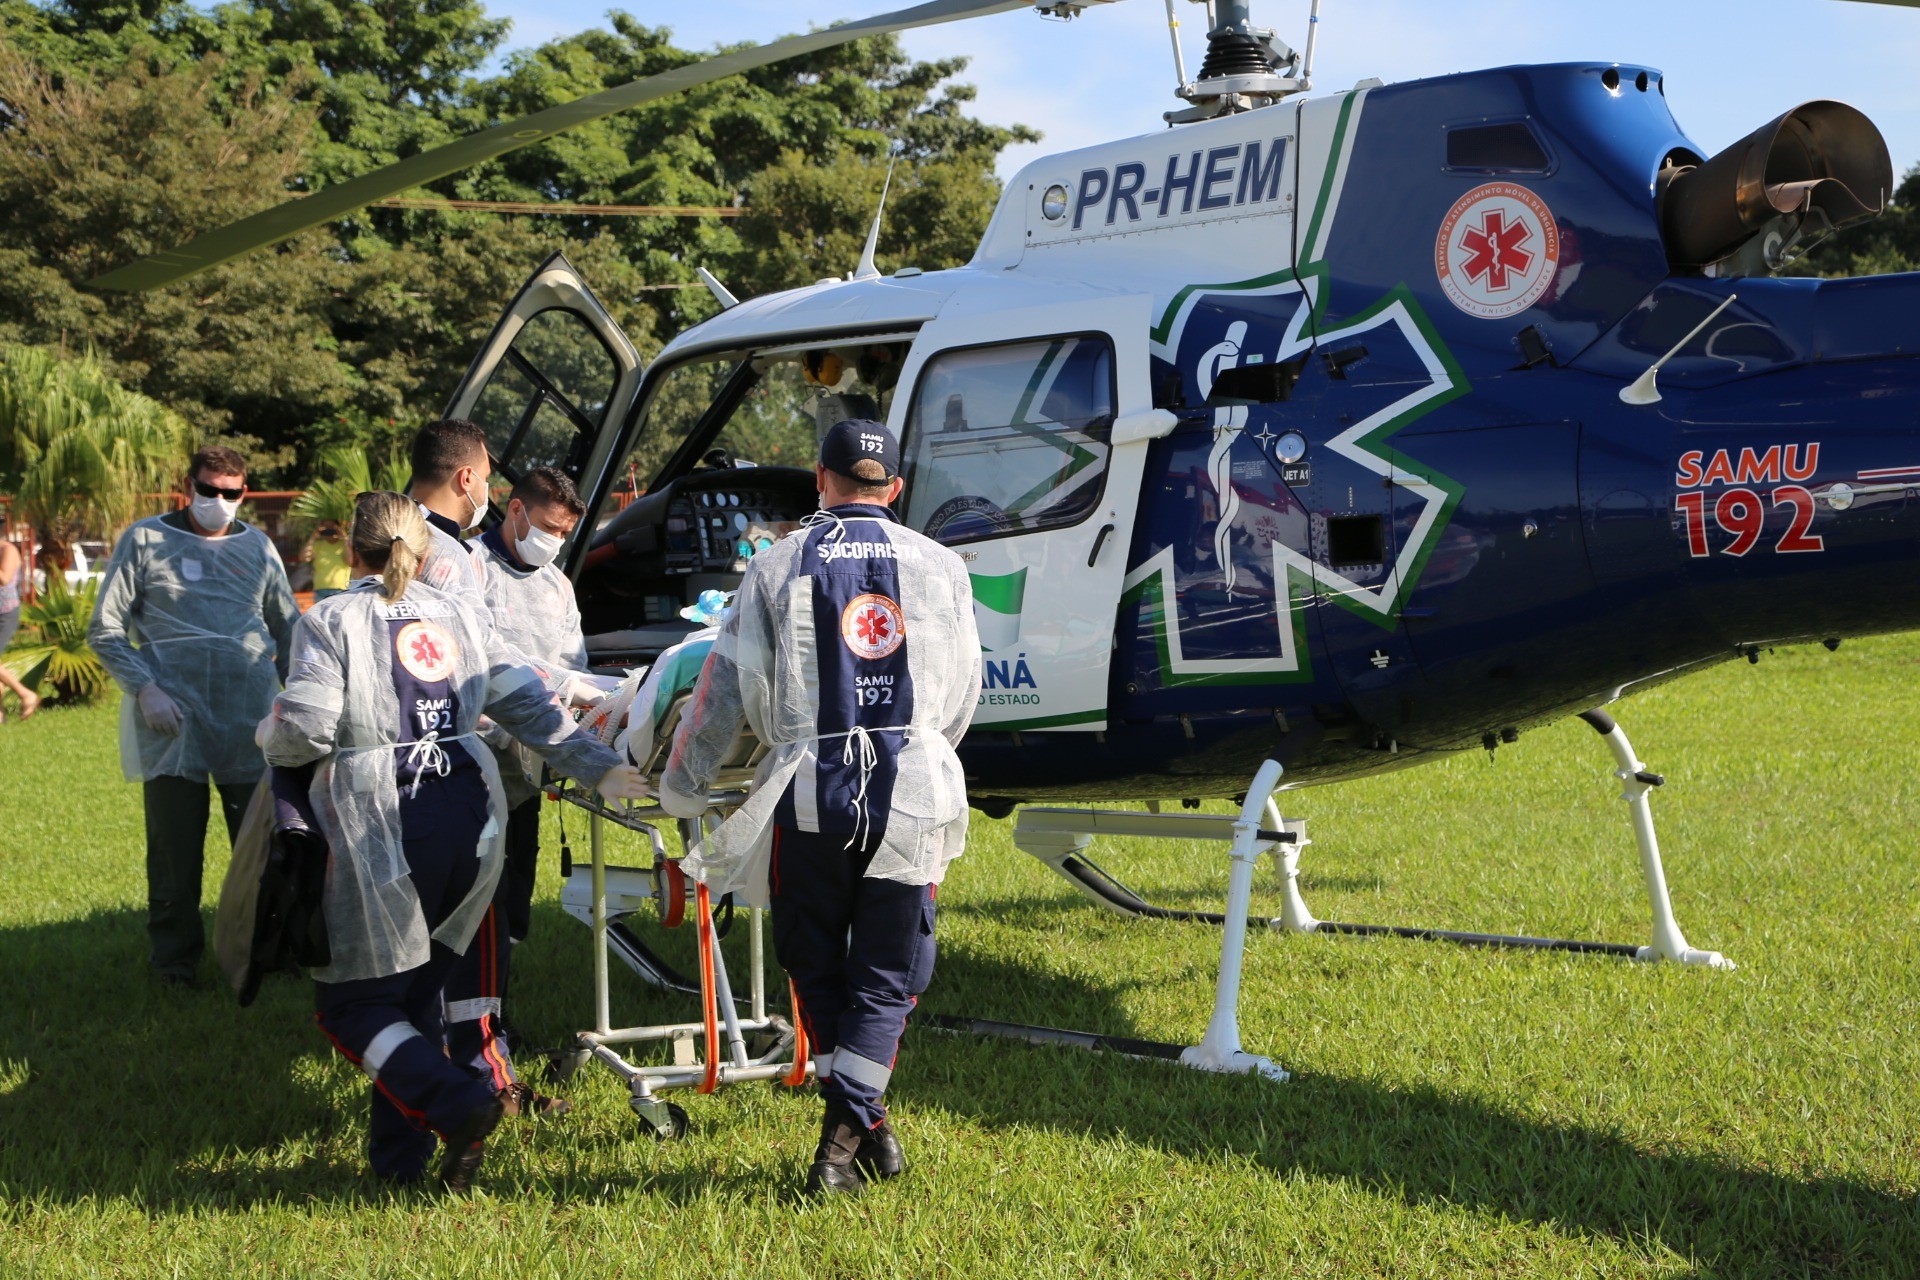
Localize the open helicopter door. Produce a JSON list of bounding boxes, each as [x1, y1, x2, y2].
[[443, 252, 643, 510], [891, 293, 1167, 732]]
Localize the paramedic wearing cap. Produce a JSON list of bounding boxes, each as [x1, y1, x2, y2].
[[443, 466, 595, 1115], [90, 445, 298, 987], [260, 491, 646, 1189], [661, 418, 981, 1197]]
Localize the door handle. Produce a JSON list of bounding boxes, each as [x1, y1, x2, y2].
[[1088, 523, 1114, 566]]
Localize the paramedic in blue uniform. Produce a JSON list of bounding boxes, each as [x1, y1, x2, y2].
[[661, 419, 981, 1196], [404, 420, 603, 1110], [261, 491, 645, 1190], [444, 465, 596, 1116]]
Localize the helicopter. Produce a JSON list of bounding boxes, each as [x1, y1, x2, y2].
[[93, 0, 1920, 1083]]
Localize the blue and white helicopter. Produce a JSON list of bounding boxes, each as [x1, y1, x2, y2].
[[98, 0, 1920, 1088]]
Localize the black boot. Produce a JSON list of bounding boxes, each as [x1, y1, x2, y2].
[[803, 1101, 867, 1197], [854, 1119, 905, 1180], [438, 1094, 505, 1194]]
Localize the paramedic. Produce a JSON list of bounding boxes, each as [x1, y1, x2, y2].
[[260, 491, 646, 1190], [444, 465, 594, 1115], [660, 419, 981, 1196], [405, 418, 492, 607], [90, 445, 298, 987]]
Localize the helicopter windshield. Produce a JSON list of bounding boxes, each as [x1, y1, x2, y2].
[[605, 340, 908, 505]]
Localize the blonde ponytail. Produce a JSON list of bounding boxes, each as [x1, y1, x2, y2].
[[349, 491, 432, 602]]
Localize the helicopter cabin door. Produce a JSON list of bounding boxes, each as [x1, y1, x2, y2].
[[892, 294, 1162, 732], [442, 252, 643, 511]]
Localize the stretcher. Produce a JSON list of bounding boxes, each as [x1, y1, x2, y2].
[[548, 684, 809, 1141]]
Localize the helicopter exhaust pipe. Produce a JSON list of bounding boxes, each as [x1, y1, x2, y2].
[[1658, 100, 1892, 274]]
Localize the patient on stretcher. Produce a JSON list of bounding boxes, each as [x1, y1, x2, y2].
[[574, 591, 732, 774]]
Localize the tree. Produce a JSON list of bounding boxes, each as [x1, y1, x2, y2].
[[0, 344, 189, 570], [1787, 164, 1920, 277], [0, 4, 1037, 484], [0, 34, 353, 473]]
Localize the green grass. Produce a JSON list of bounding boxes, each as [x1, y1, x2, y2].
[[0, 640, 1915, 1278]]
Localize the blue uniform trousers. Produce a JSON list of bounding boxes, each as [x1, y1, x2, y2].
[[444, 794, 540, 1087], [770, 825, 937, 1130], [313, 768, 498, 1180]]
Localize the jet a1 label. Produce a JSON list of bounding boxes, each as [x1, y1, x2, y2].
[[1434, 182, 1561, 319], [1672, 443, 1824, 558]]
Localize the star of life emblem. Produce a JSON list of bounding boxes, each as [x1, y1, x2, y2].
[[1434, 182, 1560, 319], [395, 620, 458, 682], [840, 593, 906, 660]]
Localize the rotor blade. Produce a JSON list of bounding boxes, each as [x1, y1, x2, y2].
[[1836, 1, 1920, 7], [89, 0, 1034, 292]]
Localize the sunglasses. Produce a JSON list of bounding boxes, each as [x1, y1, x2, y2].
[[193, 478, 245, 502]]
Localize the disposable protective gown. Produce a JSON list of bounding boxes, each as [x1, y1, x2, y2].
[[262, 579, 620, 982], [480, 537, 590, 805], [417, 515, 488, 607], [89, 516, 297, 783], [661, 508, 981, 906]]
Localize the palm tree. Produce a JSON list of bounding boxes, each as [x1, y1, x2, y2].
[[288, 443, 409, 531], [0, 346, 190, 572]]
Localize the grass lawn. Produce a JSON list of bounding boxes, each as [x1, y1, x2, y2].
[[0, 639, 1915, 1278]]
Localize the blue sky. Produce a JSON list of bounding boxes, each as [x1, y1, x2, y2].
[[484, 1, 1920, 183]]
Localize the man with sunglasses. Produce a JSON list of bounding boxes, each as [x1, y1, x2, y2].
[[91, 445, 298, 987]]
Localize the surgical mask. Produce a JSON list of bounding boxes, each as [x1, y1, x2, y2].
[[513, 517, 565, 568], [188, 491, 240, 531], [463, 473, 488, 531]]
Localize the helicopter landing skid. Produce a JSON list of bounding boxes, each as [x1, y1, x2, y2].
[[1012, 714, 1731, 1062]]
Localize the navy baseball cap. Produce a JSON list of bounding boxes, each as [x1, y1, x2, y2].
[[819, 418, 901, 482]]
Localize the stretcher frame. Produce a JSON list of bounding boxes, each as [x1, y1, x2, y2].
[[551, 694, 812, 1140]]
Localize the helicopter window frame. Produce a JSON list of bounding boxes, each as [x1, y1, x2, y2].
[[470, 303, 623, 485], [1442, 118, 1556, 176], [899, 330, 1120, 550]]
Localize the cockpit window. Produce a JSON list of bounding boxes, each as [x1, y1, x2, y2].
[[1445, 121, 1551, 173], [602, 341, 909, 516], [902, 335, 1115, 545]]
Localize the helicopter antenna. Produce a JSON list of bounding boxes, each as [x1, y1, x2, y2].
[[696, 266, 739, 310], [1619, 295, 1738, 406], [851, 154, 899, 282], [1167, 0, 1320, 124]]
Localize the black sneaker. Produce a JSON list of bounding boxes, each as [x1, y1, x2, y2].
[[438, 1095, 505, 1193], [802, 1101, 867, 1197], [853, 1120, 905, 1180]]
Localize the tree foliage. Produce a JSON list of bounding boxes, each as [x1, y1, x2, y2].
[[1790, 165, 1920, 278], [0, 1, 1037, 486], [0, 344, 188, 567]]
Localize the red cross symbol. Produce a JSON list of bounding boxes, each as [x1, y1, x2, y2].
[[1459, 209, 1534, 292], [411, 633, 445, 667], [854, 607, 891, 648]]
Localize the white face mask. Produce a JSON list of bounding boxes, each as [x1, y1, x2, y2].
[[189, 491, 240, 532], [513, 515, 566, 568], [462, 471, 488, 531]]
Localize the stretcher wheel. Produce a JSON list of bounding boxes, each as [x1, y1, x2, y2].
[[630, 1095, 689, 1142], [653, 859, 688, 929]]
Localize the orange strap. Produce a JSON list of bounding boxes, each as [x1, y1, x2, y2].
[[695, 881, 720, 1094], [780, 980, 811, 1087]]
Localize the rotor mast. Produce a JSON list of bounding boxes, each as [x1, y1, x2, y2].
[[1166, 0, 1322, 123]]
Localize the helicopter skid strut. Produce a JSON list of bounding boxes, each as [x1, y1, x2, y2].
[[1011, 712, 1732, 1079]]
